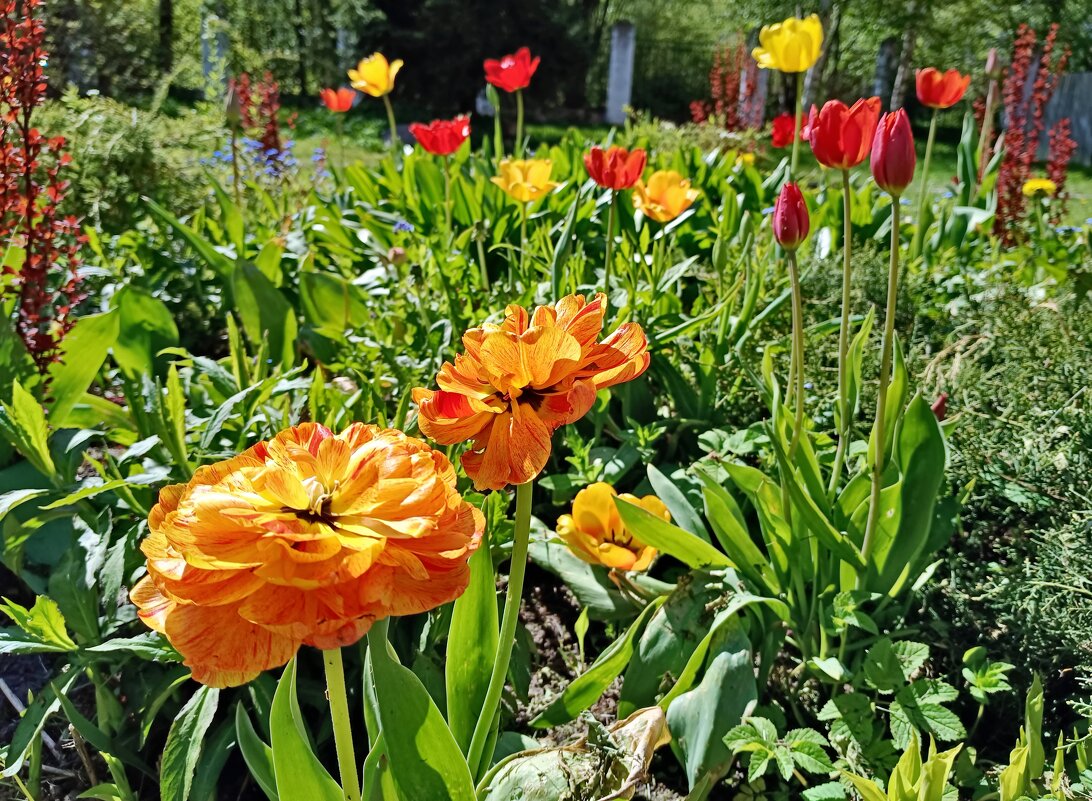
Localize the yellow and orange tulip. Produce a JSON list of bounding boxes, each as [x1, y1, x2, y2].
[[131, 423, 483, 687], [412, 293, 649, 491], [558, 482, 668, 571], [633, 170, 700, 223], [491, 158, 560, 203], [752, 15, 823, 73], [348, 53, 403, 97]]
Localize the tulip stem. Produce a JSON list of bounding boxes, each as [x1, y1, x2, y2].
[[787, 248, 806, 459], [324, 647, 362, 801], [604, 191, 616, 298], [493, 94, 504, 163], [515, 89, 525, 159], [520, 202, 529, 286], [789, 72, 803, 181], [860, 200, 901, 574], [828, 168, 853, 496], [911, 109, 938, 259], [466, 480, 533, 781], [382, 94, 399, 155], [444, 155, 453, 245]]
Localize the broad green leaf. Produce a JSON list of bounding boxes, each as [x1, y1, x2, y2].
[[112, 287, 180, 378], [38, 478, 134, 511], [647, 464, 710, 543], [667, 616, 756, 791], [1, 670, 78, 776], [269, 660, 344, 801], [160, 686, 220, 801], [368, 633, 476, 801], [48, 311, 119, 426], [232, 262, 297, 369], [1025, 674, 1045, 778], [842, 773, 888, 801], [235, 704, 278, 801], [698, 475, 771, 590], [145, 197, 235, 281], [446, 530, 499, 755], [85, 633, 181, 662], [0, 487, 48, 521], [532, 596, 666, 728], [0, 596, 77, 651], [0, 380, 56, 478], [615, 498, 732, 569], [999, 743, 1030, 801]]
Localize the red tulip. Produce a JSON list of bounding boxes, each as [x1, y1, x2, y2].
[[915, 68, 971, 109], [484, 47, 541, 93], [320, 87, 356, 113], [805, 97, 881, 170], [584, 145, 646, 190], [409, 114, 471, 156], [931, 392, 948, 421], [771, 113, 799, 148], [870, 110, 916, 196], [773, 182, 809, 250]]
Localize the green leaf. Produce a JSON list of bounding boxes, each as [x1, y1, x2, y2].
[[233, 262, 297, 368], [1025, 674, 1045, 778], [842, 772, 888, 801], [802, 781, 847, 800], [48, 311, 119, 426], [0, 380, 56, 478], [667, 615, 756, 791], [112, 287, 180, 378], [38, 478, 134, 511], [145, 197, 235, 281], [235, 704, 278, 801], [85, 633, 181, 662], [446, 530, 498, 755], [615, 497, 732, 569], [862, 639, 905, 693], [368, 633, 476, 801], [698, 475, 771, 589], [269, 661, 344, 801], [550, 188, 580, 299], [532, 596, 666, 728], [0, 596, 77, 651], [160, 687, 220, 801], [647, 464, 710, 543], [0, 487, 48, 522]]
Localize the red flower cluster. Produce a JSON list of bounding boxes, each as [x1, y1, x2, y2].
[[484, 47, 540, 93], [1046, 118, 1077, 222], [771, 112, 799, 148], [994, 23, 1070, 243], [410, 115, 471, 156], [231, 72, 295, 169], [584, 146, 646, 190], [690, 37, 760, 131], [0, 0, 84, 372]]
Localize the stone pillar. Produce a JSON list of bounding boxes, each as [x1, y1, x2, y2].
[[605, 21, 636, 125]]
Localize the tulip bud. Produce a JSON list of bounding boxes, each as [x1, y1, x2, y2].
[[773, 182, 809, 251], [870, 110, 916, 197], [224, 83, 243, 132], [985, 48, 1000, 79], [387, 246, 407, 266]]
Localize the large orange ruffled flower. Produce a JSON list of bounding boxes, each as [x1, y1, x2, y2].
[[130, 423, 483, 688], [558, 482, 668, 571], [412, 293, 649, 491]]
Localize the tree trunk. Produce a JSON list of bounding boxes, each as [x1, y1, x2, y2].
[[802, 0, 841, 109], [889, 5, 919, 110], [873, 36, 899, 108], [158, 0, 174, 73]]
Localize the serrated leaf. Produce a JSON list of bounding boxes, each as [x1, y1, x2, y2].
[[0, 596, 77, 651], [803, 780, 847, 800], [892, 641, 930, 678], [863, 639, 904, 693], [775, 745, 795, 780], [792, 742, 835, 774]]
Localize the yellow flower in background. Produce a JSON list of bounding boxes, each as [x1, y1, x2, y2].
[[491, 158, 560, 202], [633, 170, 700, 223], [557, 482, 669, 572], [348, 53, 403, 97], [1021, 177, 1057, 197], [752, 15, 823, 73], [736, 152, 756, 167]]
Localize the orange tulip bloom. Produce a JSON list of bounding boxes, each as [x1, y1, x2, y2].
[[805, 97, 881, 170], [915, 68, 971, 109], [558, 482, 668, 571], [320, 87, 356, 113], [412, 293, 649, 491], [130, 423, 483, 687]]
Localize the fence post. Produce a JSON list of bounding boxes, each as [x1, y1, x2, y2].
[[606, 21, 637, 125]]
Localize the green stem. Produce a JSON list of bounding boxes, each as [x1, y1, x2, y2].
[[476, 234, 490, 292], [444, 155, 452, 245], [604, 191, 616, 297], [324, 648, 362, 801], [382, 94, 399, 155], [515, 89, 525, 159], [789, 72, 804, 181], [860, 201, 901, 570], [519, 202, 529, 286], [492, 94, 503, 163], [828, 169, 854, 496], [466, 481, 533, 781], [912, 110, 938, 258], [787, 248, 806, 459]]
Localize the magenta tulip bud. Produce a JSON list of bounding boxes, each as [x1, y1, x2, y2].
[[870, 110, 916, 197], [773, 182, 809, 251]]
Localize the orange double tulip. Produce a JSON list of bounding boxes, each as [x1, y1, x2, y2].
[[413, 293, 649, 491], [131, 423, 483, 687]]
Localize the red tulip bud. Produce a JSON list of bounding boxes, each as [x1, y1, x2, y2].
[[870, 109, 916, 197], [931, 392, 948, 421], [773, 182, 809, 251]]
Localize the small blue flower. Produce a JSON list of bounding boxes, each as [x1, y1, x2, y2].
[[394, 220, 415, 233], [761, 206, 775, 215], [942, 190, 954, 199]]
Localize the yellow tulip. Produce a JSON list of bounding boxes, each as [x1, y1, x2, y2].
[[348, 53, 403, 97], [752, 14, 823, 73], [633, 170, 700, 223], [490, 158, 559, 203], [1021, 177, 1057, 197], [557, 483, 668, 572]]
